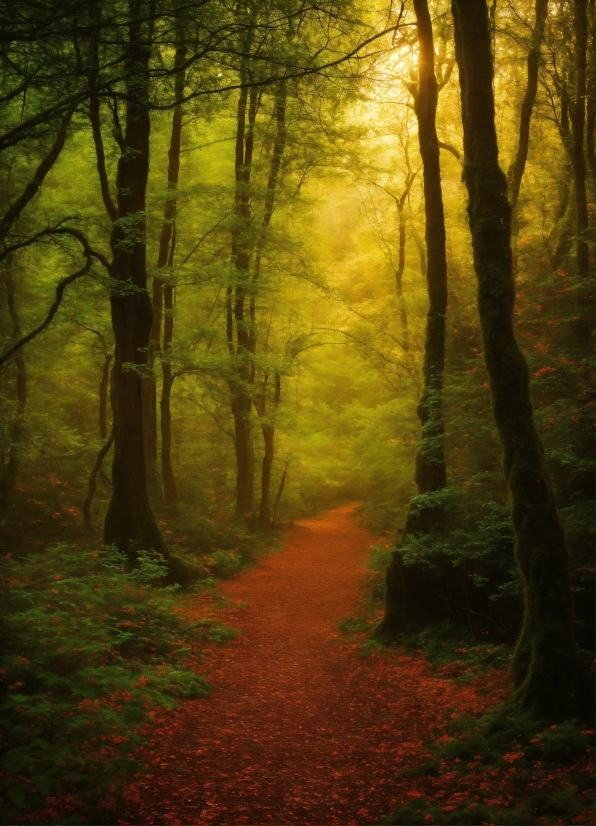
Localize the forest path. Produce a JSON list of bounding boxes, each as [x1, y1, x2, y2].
[[124, 503, 500, 826]]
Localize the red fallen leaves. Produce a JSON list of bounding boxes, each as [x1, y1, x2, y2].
[[122, 505, 593, 826]]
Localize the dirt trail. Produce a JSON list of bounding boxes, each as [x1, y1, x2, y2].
[[124, 504, 505, 826]]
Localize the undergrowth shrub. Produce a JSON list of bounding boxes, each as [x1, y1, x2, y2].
[[383, 711, 595, 826], [369, 480, 593, 645], [0, 544, 232, 824]]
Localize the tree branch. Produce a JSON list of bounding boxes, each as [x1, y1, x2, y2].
[[0, 110, 73, 238], [0, 257, 91, 367]]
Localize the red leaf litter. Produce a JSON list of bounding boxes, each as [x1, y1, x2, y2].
[[121, 504, 589, 826]]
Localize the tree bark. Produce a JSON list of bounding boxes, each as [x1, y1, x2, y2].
[[506, 0, 548, 277], [375, 0, 449, 642], [373, 171, 417, 349], [249, 82, 287, 530], [506, 0, 548, 212], [249, 80, 287, 352], [452, 0, 590, 719], [87, 0, 117, 222], [0, 259, 27, 519], [99, 353, 112, 440], [147, 16, 186, 501], [556, 1, 591, 279], [228, 77, 258, 520], [410, 226, 427, 277], [103, 0, 167, 560], [83, 428, 114, 531], [409, 0, 448, 505], [161, 281, 178, 506], [256, 372, 281, 531], [570, 0, 589, 278], [395, 203, 409, 349], [550, 210, 574, 273], [587, 0, 595, 175], [272, 459, 289, 527]]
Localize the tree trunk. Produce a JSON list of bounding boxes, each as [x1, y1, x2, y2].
[[98, 353, 112, 440], [249, 80, 287, 351], [506, 0, 548, 277], [141, 367, 160, 500], [452, 0, 590, 719], [375, 0, 449, 642], [103, 0, 166, 560], [410, 226, 427, 277], [231, 392, 254, 518], [161, 283, 178, 506], [0, 259, 26, 519], [507, 0, 548, 212], [229, 79, 258, 519], [587, 0, 595, 175], [570, 0, 589, 278], [550, 203, 574, 273], [249, 83, 287, 531], [409, 0, 448, 510], [272, 460, 289, 527], [395, 204, 409, 349], [259, 425, 274, 530], [148, 17, 186, 502], [83, 428, 114, 531], [257, 373, 281, 531]]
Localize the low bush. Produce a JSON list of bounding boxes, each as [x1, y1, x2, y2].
[[0, 544, 230, 824]]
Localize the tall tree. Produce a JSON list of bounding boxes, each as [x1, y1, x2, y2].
[[0, 258, 26, 519], [506, 0, 549, 214], [376, 0, 449, 640], [545, 0, 591, 281], [452, 0, 590, 718], [369, 160, 418, 350], [102, 0, 169, 561], [251, 79, 287, 530], [151, 11, 187, 508], [569, 0, 589, 279], [228, 75, 259, 520]]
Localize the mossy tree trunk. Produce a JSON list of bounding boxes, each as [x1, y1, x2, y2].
[[452, 0, 590, 719], [375, 0, 449, 642]]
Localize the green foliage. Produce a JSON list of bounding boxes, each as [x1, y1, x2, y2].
[[383, 712, 595, 825], [403, 622, 513, 676], [206, 549, 243, 579], [0, 544, 229, 824]]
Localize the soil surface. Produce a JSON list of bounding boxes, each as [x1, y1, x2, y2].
[[123, 504, 506, 825]]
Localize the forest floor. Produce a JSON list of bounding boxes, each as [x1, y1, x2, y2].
[[121, 504, 594, 826]]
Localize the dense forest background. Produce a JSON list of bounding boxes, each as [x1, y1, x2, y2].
[[0, 0, 593, 822]]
